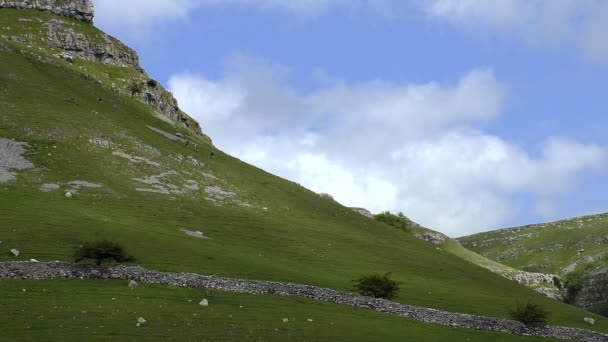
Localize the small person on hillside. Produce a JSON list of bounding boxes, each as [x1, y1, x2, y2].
[[210, 150, 215, 159], [185, 140, 189, 147]]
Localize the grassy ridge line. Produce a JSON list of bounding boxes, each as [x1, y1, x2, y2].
[[0, 279, 558, 342], [458, 213, 608, 275], [0, 10, 606, 333]]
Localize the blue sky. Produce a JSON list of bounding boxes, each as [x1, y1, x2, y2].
[[95, 0, 608, 236]]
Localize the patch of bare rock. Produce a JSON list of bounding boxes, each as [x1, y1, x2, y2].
[[0, 137, 34, 183]]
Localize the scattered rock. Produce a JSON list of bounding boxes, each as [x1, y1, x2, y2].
[[129, 280, 138, 289], [416, 233, 449, 245], [65, 191, 73, 198], [40, 183, 60, 192], [58, 52, 75, 63], [137, 317, 146, 324], [199, 299, 209, 307], [10, 249, 19, 257], [584, 317, 595, 325], [180, 228, 208, 239], [205, 186, 235, 200], [1, 261, 607, 342], [29, 259, 39, 263]]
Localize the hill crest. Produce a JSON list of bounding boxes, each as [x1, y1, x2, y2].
[[0, 0, 94, 22]]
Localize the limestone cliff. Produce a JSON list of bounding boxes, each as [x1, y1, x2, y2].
[[0, 0, 94, 23], [1, 0, 207, 138]]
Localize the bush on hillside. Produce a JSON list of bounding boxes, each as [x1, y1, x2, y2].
[[564, 271, 588, 304], [509, 301, 548, 326], [374, 211, 412, 231], [128, 82, 144, 98], [354, 273, 400, 300], [146, 79, 158, 87], [552, 275, 563, 290], [74, 240, 134, 266]]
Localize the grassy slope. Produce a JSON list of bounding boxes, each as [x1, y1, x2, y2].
[[458, 214, 608, 276], [0, 9, 606, 337], [0, 279, 556, 342]]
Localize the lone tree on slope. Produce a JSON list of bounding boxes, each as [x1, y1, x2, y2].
[[74, 240, 134, 266], [129, 82, 144, 99]]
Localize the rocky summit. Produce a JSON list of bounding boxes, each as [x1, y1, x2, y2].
[[0, 0, 94, 23]]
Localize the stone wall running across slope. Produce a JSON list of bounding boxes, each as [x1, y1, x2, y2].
[[1, 261, 606, 342], [0, 0, 94, 22]]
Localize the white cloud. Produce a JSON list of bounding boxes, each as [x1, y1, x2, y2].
[[424, 0, 608, 61], [169, 57, 607, 236], [95, 0, 200, 27], [93, 0, 411, 32]]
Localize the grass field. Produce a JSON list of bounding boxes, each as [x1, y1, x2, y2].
[[0, 279, 559, 342], [0, 9, 607, 339]]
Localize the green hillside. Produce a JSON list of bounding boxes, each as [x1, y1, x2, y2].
[[459, 213, 608, 315], [1, 7, 606, 340], [459, 214, 608, 275]]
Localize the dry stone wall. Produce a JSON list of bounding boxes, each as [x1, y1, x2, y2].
[[1, 261, 606, 342]]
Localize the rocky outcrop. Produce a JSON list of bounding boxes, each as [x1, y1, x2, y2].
[[2, 2, 207, 138], [575, 266, 608, 310], [509, 272, 558, 287], [45, 19, 140, 69], [0, 0, 94, 23], [415, 232, 448, 245], [350, 207, 373, 218], [0, 261, 606, 341]]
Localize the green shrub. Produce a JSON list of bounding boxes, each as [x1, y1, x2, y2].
[[374, 211, 413, 231], [74, 240, 134, 266], [564, 271, 587, 304], [509, 301, 548, 326], [354, 273, 400, 300], [146, 79, 158, 87], [552, 276, 563, 290]]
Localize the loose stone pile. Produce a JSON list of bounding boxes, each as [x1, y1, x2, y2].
[[1, 261, 606, 342]]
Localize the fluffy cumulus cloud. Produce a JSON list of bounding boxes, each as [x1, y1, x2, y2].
[[424, 0, 608, 61], [169, 56, 606, 236]]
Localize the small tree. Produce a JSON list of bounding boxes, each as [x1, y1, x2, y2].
[[74, 240, 134, 266], [354, 273, 400, 300], [374, 211, 413, 231], [509, 301, 548, 326], [128, 82, 143, 99]]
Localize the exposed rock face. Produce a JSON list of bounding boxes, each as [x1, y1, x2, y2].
[[0, 261, 606, 342], [575, 266, 608, 310], [2, 2, 207, 138], [415, 233, 448, 245], [508, 272, 558, 287], [46, 19, 139, 68], [0, 0, 94, 23], [318, 193, 335, 201], [350, 207, 373, 218]]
